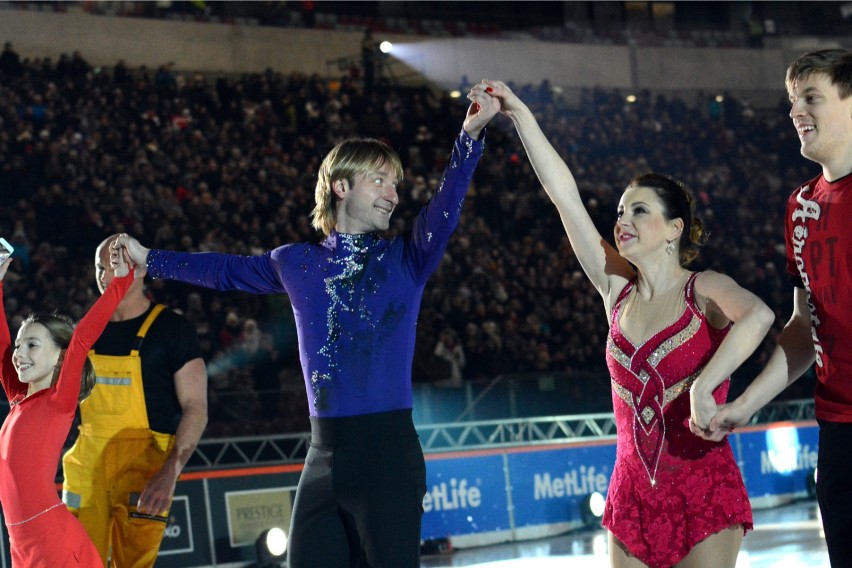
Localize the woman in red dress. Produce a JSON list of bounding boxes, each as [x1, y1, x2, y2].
[[477, 80, 775, 568], [0, 240, 137, 567]]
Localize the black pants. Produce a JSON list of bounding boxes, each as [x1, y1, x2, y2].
[[816, 420, 852, 568], [288, 409, 427, 568]]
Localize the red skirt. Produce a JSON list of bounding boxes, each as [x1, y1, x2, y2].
[[7, 503, 101, 567]]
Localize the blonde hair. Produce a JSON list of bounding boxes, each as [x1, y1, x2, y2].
[[311, 138, 404, 236]]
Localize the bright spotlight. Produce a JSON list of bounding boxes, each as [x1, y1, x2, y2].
[[765, 426, 800, 474], [255, 527, 287, 566], [625, 94, 637, 103], [379, 41, 393, 54], [580, 491, 606, 527], [715, 94, 724, 102], [449, 90, 462, 99]]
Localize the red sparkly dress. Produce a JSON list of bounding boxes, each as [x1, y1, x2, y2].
[[601, 273, 752, 568]]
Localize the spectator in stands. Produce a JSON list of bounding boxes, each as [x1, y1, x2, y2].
[[237, 318, 280, 418], [114, 88, 499, 568], [703, 48, 852, 567], [433, 328, 466, 386], [481, 79, 774, 568], [0, 41, 21, 78]]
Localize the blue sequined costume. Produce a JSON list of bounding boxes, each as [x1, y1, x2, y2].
[[147, 129, 483, 418], [146, 130, 484, 567]]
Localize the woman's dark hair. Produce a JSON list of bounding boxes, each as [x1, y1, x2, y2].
[[22, 313, 95, 403], [626, 172, 708, 267]]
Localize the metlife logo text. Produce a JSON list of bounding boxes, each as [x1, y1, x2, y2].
[[760, 444, 818, 475], [534, 465, 608, 500], [423, 477, 482, 512]]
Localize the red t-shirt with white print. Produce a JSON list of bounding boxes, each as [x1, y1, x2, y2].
[[785, 172, 852, 422]]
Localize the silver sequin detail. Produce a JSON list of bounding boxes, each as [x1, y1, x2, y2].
[[313, 233, 384, 410], [647, 316, 701, 367], [611, 370, 701, 409], [663, 372, 700, 406], [8, 502, 66, 526], [607, 337, 631, 369]]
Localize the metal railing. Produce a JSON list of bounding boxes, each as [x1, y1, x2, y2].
[[187, 432, 310, 470], [418, 412, 617, 452], [183, 398, 815, 471]]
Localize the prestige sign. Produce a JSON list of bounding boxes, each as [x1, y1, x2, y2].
[[225, 488, 293, 547]]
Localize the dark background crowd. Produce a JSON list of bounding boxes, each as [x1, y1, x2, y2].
[[0, 39, 817, 437]]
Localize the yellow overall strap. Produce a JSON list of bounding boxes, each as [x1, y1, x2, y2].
[[133, 304, 166, 353]]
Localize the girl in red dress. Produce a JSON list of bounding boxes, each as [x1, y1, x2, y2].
[[0, 240, 137, 567], [478, 80, 775, 568]]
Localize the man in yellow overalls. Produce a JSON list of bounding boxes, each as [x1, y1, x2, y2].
[[62, 235, 208, 567]]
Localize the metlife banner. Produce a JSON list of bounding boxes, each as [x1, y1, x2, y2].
[[421, 422, 818, 549], [736, 423, 819, 507], [0, 422, 822, 567], [420, 452, 510, 541], [421, 443, 616, 543], [508, 443, 615, 529]]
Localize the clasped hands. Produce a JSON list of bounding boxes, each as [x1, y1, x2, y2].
[[689, 388, 743, 442]]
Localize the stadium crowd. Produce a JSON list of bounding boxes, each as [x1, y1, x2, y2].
[[0, 46, 817, 436], [18, 1, 851, 50]]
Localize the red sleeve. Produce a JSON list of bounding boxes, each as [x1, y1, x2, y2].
[[0, 283, 26, 402], [53, 273, 135, 412]]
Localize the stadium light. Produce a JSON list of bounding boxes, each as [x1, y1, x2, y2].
[[379, 41, 393, 54], [580, 491, 606, 528], [255, 527, 288, 567]]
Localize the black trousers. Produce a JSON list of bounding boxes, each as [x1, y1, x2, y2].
[[816, 420, 852, 568], [288, 409, 427, 568]]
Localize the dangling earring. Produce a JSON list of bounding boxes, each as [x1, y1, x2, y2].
[[665, 240, 675, 255]]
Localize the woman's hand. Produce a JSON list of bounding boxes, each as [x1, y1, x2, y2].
[[474, 80, 526, 118], [689, 386, 720, 439], [463, 82, 501, 140]]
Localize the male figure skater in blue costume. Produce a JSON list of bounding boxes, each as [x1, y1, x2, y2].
[[117, 85, 499, 567]]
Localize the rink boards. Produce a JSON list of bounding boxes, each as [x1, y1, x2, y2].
[[0, 421, 818, 567]]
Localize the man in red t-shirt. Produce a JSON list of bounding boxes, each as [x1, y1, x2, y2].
[[701, 48, 852, 566]]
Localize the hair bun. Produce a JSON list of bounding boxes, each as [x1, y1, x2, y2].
[[690, 217, 708, 246]]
